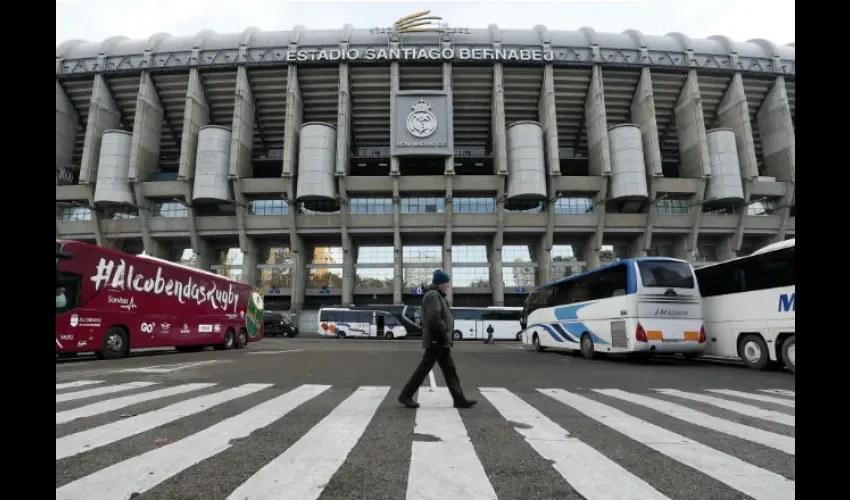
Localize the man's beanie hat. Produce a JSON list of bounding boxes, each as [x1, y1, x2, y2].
[[432, 269, 451, 284]]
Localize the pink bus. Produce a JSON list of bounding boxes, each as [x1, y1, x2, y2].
[[56, 240, 264, 360]]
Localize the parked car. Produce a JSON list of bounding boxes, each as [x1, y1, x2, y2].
[[263, 311, 298, 337]]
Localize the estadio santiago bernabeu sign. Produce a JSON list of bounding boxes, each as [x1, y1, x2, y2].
[[90, 258, 241, 313], [294, 9, 554, 64], [281, 47, 556, 63]]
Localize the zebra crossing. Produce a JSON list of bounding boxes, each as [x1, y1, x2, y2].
[[56, 380, 795, 500]]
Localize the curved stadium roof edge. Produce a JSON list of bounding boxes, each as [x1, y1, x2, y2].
[[56, 26, 795, 74]]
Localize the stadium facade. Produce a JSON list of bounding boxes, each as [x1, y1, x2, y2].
[[55, 18, 796, 325]]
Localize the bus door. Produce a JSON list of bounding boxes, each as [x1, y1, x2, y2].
[[375, 312, 386, 336]]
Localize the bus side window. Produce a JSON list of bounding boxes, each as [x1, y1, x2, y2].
[[740, 248, 795, 293], [589, 264, 627, 300], [527, 288, 553, 315], [57, 271, 83, 314], [697, 265, 742, 297]]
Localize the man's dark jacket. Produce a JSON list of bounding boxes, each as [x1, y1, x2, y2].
[[420, 284, 454, 349]]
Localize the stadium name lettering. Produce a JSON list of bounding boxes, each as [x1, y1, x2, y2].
[[282, 47, 556, 62], [90, 258, 240, 313]]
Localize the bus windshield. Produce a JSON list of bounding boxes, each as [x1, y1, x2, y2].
[[637, 260, 695, 289]]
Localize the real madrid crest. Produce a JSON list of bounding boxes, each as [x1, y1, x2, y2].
[[406, 99, 438, 138]]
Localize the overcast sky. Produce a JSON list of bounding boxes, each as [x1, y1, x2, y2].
[[56, 0, 794, 48]]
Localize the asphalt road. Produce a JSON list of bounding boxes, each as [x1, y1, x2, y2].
[[56, 337, 795, 500]]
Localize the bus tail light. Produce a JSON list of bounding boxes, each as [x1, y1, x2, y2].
[[699, 325, 706, 343], [636, 322, 648, 343]]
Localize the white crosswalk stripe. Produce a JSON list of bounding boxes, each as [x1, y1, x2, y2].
[[229, 386, 388, 500], [407, 389, 498, 500], [56, 380, 104, 390], [539, 389, 794, 500], [706, 389, 796, 408], [653, 389, 795, 427], [56, 381, 795, 500], [594, 389, 794, 454], [481, 387, 671, 500], [759, 389, 796, 397], [56, 381, 158, 403]]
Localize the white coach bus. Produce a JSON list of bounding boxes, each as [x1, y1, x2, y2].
[[317, 307, 409, 339], [451, 306, 524, 341], [521, 258, 706, 359], [694, 238, 795, 373]]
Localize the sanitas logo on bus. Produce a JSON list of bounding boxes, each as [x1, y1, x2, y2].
[[90, 258, 240, 313], [778, 293, 795, 312]]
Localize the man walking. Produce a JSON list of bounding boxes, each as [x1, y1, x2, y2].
[[398, 269, 477, 409]]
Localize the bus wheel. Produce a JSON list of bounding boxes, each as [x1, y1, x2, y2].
[[236, 329, 248, 349], [385, 332, 394, 340], [738, 334, 769, 370], [533, 333, 546, 352], [781, 335, 795, 373], [580, 333, 595, 360], [215, 329, 236, 351], [452, 330, 463, 341], [516, 332, 522, 341], [99, 327, 129, 360]]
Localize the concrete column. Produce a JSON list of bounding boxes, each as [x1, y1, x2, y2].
[[538, 64, 558, 290], [230, 66, 257, 287], [132, 184, 165, 257], [583, 236, 601, 270], [672, 237, 690, 261], [714, 236, 737, 261], [178, 68, 210, 180], [390, 61, 403, 304], [341, 232, 354, 306], [630, 68, 663, 177], [716, 73, 759, 180], [56, 81, 78, 168], [538, 65, 560, 176], [536, 234, 551, 287], [492, 64, 508, 175], [390, 61, 401, 176], [192, 237, 214, 271], [290, 234, 306, 323], [392, 181, 403, 305], [585, 65, 611, 176], [282, 65, 302, 187], [337, 62, 354, 307], [686, 179, 707, 256], [674, 70, 711, 179], [775, 184, 795, 242], [283, 64, 304, 317], [79, 74, 121, 184], [629, 235, 648, 258], [241, 240, 260, 287], [229, 65, 255, 179], [757, 76, 795, 182], [490, 236, 504, 306], [444, 184, 454, 306], [129, 71, 163, 182], [336, 63, 351, 176]]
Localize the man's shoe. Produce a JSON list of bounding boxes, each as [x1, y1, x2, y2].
[[454, 399, 477, 409], [398, 395, 420, 409]]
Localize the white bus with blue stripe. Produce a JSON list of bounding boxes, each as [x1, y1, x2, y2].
[[317, 307, 408, 339], [694, 238, 795, 373], [520, 257, 706, 359]]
